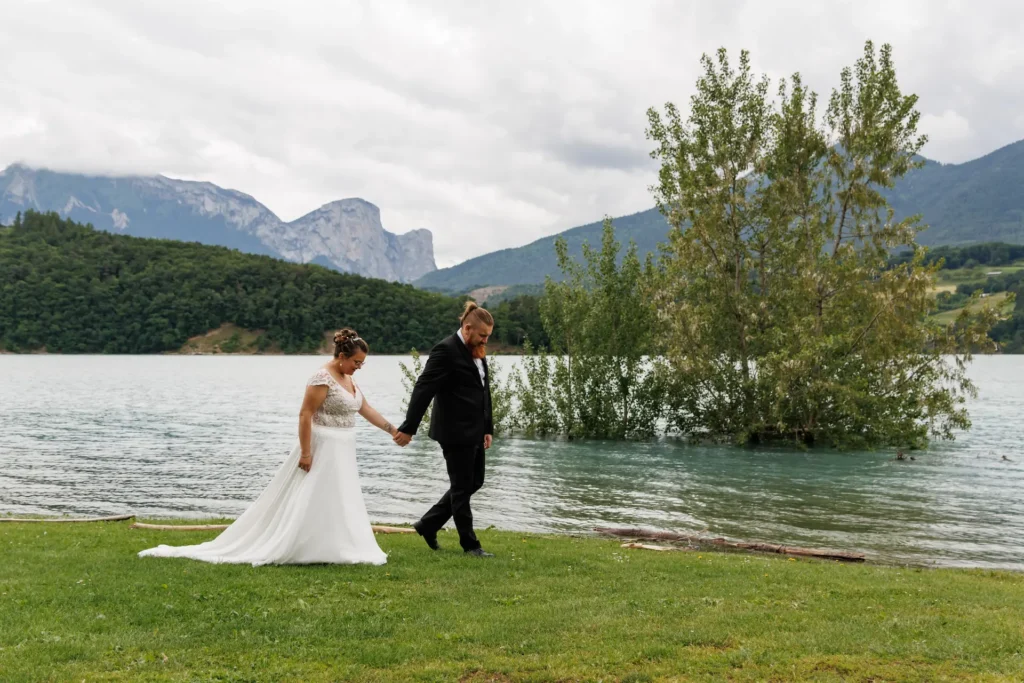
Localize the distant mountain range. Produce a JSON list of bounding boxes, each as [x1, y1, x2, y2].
[[0, 164, 436, 283], [886, 140, 1024, 245], [416, 140, 1024, 294], [415, 208, 667, 294], [8, 138, 1024, 293]]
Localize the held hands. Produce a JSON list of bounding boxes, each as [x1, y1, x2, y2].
[[388, 429, 489, 448], [298, 453, 313, 472]]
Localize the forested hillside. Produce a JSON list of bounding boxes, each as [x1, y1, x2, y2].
[[0, 212, 461, 354]]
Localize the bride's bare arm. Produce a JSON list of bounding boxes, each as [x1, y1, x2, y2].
[[359, 399, 398, 437], [298, 385, 329, 471]]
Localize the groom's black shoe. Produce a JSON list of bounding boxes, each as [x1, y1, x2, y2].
[[465, 548, 494, 558], [413, 522, 439, 550]]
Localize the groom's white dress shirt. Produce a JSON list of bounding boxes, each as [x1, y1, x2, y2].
[[457, 328, 486, 386]]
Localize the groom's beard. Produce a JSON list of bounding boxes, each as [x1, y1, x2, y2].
[[471, 343, 487, 359]]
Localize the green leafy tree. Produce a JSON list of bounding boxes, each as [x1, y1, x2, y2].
[[512, 218, 664, 440], [646, 41, 1003, 448], [399, 350, 431, 427], [509, 339, 560, 437], [489, 294, 549, 349], [486, 358, 513, 436]]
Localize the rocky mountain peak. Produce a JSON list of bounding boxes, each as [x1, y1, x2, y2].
[[270, 197, 436, 282], [0, 165, 437, 283]]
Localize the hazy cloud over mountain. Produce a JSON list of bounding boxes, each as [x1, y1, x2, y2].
[[4, 0, 1023, 265]]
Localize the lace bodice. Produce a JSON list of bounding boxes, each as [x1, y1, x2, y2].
[[307, 368, 363, 428]]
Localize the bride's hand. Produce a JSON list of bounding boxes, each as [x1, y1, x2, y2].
[[298, 454, 313, 472]]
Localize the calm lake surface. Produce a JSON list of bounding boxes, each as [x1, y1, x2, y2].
[[1, 355, 1022, 569]]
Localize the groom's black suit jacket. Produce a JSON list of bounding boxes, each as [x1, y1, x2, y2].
[[398, 334, 493, 446]]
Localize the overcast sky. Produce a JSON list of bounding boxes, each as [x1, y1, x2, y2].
[[3, 1, 1023, 266]]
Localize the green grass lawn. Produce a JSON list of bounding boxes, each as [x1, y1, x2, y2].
[[2, 521, 1023, 681]]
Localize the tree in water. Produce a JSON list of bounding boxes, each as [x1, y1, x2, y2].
[[646, 41, 1003, 448], [512, 218, 664, 440]]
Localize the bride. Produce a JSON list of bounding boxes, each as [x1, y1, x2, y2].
[[139, 329, 399, 566]]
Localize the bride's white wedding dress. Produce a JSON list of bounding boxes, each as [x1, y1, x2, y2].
[[138, 369, 387, 566]]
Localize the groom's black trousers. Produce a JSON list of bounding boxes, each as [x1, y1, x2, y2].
[[419, 442, 485, 551]]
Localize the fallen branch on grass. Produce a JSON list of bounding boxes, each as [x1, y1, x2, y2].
[[0, 515, 135, 524], [597, 527, 865, 562], [371, 525, 416, 534], [621, 542, 689, 552]]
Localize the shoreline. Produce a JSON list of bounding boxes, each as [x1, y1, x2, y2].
[[0, 348, 530, 356], [1, 514, 1018, 572], [0, 324, 527, 356]]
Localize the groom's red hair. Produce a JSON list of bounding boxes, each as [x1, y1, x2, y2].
[[460, 301, 493, 328]]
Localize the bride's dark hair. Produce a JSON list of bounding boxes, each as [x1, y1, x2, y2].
[[333, 328, 369, 358]]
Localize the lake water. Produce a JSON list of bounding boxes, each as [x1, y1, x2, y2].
[[1, 355, 1022, 570]]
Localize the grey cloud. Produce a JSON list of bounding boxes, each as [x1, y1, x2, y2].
[[3, 0, 1024, 266], [547, 140, 651, 172]]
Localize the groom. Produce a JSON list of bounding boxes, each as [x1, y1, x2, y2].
[[394, 302, 495, 557]]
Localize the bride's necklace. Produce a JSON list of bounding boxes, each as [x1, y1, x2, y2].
[[329, 366, 356, 395]]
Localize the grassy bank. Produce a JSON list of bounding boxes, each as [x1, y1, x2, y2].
[[1, 521, 1022, 681], [176, 324, 282, 355]]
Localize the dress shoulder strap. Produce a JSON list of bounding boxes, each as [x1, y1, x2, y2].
[[307, 368, 333, 387]]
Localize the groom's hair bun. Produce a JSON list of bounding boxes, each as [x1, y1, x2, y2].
[[333, 328, 369, 358], [461, 301, 494, 328]]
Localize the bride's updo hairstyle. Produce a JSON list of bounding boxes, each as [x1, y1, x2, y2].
[[460, 301, 494, 327], [333, 328, 369, 358]]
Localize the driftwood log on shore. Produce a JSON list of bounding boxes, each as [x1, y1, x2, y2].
[[371, 525, 416, 534], [621, 542, 690, 552], [0, 514, 135, 524], [597, 527, 865, 562], [130, 522, 416, 534]]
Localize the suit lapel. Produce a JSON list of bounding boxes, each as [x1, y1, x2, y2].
[[452, 333, 474, 368], [452, 333, 486, 387]]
